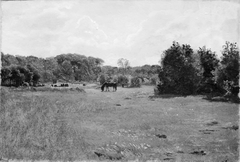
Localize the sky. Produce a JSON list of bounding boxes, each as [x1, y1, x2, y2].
[[1, 0, 239, 67]]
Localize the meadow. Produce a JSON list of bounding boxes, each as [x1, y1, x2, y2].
[[0, 84, 239, 162]]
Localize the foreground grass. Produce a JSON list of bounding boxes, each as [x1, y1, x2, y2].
[[0, 87, 89, 161], [0, 86, 239, 161]]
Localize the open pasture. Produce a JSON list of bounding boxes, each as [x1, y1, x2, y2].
[[0, 85, 239, 162]]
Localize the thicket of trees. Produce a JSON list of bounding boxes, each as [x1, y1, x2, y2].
[[1, 64, 40, 87], [1, 53, 104, 86], [1, 52, 160, 87], [97, 59, 161, 87], [157, 41, 239, 97]]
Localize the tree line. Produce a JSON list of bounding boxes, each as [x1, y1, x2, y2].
[[1, 41, 239, 99], [1, 53, 160, 87], [1, 53, 104, 86]]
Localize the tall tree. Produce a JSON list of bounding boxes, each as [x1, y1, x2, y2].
[[198, 46, 219, 93], [217, 42, 239, 96], [61, 60, 74, 81], [158, 41, 198, 95], [117, 58, 130, 75], [1, 67, 11, 85], [9, 65, 25, 87], [26, 64, 40, 85]]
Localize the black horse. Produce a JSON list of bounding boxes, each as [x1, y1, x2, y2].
[[101, 82, 117, 92]]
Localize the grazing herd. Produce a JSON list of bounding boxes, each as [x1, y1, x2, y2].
[[51, 83, 69, 87], [20, 81, 118, 92]]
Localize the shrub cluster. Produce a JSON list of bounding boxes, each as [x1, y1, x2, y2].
[[1, 64, 40, 87], [117, 75, 129, 87], [129, 77, 141, 88], [157, 41, 239, 97]]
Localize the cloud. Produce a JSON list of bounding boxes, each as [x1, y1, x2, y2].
[[30, 8, 68, 31], [75, 16, 108, 42], [220, 19, 239, 42], [1, 0, 239, 66]]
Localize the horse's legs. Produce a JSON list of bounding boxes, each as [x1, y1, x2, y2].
[[101, 86, 104, 92]]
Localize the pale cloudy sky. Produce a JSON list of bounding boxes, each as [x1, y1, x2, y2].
[[1, 0, 239, 66]]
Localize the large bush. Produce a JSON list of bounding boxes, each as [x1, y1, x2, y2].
[[157, 41, 199, 95], [98, 74, 106, 85], [129, 76, 141, 88], [1, 65, 40, 87], [216, 42, 239, 96], [117, 75, 129, 87], [150, 74, 159, 85], [197, 46, 220, 94]]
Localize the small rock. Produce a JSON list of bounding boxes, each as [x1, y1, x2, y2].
[[165, 152, 173, 156], [231, 125, 239, 130], [94, 151, 123, 160], [31, 87, 37, 91], [163, 157, 174, 161], [190, 150, 206, 155], [199, 129, 216, 134], [156, 134, 167, 138], [94, 151, 105, 158], [222, 125, 239, 130], [206, 121, 218, 126], [116, 104, 121, 106], [176, 150, 184, 153]]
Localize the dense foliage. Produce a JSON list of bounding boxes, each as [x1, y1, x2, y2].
[[1, 53, 104, 86], [157, 41, 239, 97], [1, 65, 40, 87], [217, 42, 239, 96], [197, 46, 221, 94], [157, 42, 198, 95], [117, 75, 129, 87], [1, 41, 239, 98]]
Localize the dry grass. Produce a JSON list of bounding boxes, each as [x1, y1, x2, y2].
[[0, 87, 88, 161], [0, 85, 239, 161]]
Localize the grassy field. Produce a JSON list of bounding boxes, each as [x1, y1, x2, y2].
[[0, 84, 239, 162]]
